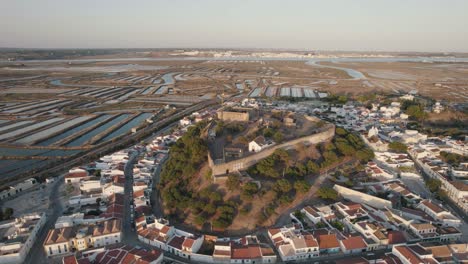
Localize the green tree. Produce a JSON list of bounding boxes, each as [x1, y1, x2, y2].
[[256, 156, 280, 178], [242, 182, 259, 199], [263, 127, 274, 138], [307, 161, 320, 174], [203, 203, 216, 215], [274, 179, 292, 193], [194, 215, 206, 226], [294, 180, 311, 193], [338, 95, 348, 104], [209, 192, 222, 203], [3, 208, 13, 220], [273, 131, 284, 143], [356, 149, 374, 162], [335, 138, 356, 156], [316, 222, 326, 228], [406, 105, 427, 120], [226, 175, 241, 191], [440, 151, 466, 166], [388, 142, 408, 153], [331, 221, 344, 231], [335, 127, 348, 136], [317, 187, 339, 201], [274, 149, 290, 164], [426, 178, 442, 193]]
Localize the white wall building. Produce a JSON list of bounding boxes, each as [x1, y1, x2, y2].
[[0, 212, 47, 264]]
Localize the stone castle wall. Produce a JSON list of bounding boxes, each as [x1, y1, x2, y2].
[[209, 124, 335, 177], [217, 111, 250, 122]]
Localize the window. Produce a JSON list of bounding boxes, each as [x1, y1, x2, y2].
[[49, 247, 52, 255], [64, 244, 68, 252], [58, 245, 61, 254]]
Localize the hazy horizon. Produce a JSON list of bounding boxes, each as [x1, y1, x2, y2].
[[2, 0, 468, 52]]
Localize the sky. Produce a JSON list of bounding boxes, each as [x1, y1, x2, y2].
[[1, 0, 468, 52]]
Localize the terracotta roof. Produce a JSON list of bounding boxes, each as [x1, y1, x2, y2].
[[303, 234, 319, 248], [65, 172, 88, 178], [182, 237, 196, 249], [411, 223, 435, 231], [44, 227, 75, 245], [420, 200, 444, 214], [451, 181, 468, 191], [76, 244, 162, 264], [113, 176, 126, 185], [268, 228, 281, 236], [342, 202, 362, 210], [261, 247, 275, 256], [77, 259, 91, 264], [160, 225, 170, 234], [382, 254, 403, 264], [318, 234, 340, 249], [108, 193, 125, 205], [62, 255, 78, 264], [135, 216, 146, 225], [213, 249, 231, 257], [408, 245, 430, 256], [394, 246, 426, 264], [251, 136, 267, 146], [133, 189, 145, 198], [388, 231, 407, 244], [426, 245, 451, 258], [303, 206, 320, 217], [168, 236, 185, 250], [92, 219, 122, 237], [231, 245, 262, 260], [340, 236, 367, 250]]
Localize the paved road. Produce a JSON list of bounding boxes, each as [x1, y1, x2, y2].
[[24, 176, 65, 264], [122, 151, 139, 243]]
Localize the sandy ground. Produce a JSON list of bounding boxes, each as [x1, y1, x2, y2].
[[4, 184, 50, 216]]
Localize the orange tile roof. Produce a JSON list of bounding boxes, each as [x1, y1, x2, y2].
[[341, 236, 367, 250], [231, 245, 262, 260], [318, 234, 340, 249], [421, 200, 445, 213], [44, 227, 75, 245], [92, 219, 122, 237], [182, 237, 196, 249], [62, 255, 78, 264], [394, 246, 425, 264]]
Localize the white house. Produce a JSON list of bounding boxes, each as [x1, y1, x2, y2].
[[0, 178, 38, 200], [268, 226, 319, 261], [417, 200, 461, 227], [43, 219, 122, 257], [62, 244, 163, 264], [0, 212, 46, 264], [249, 136, 275, 152], [368, 126, 379, 138], [339, 236, 367, 254]]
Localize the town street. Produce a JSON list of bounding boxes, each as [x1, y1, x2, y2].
[[24, 176, 65, 264]]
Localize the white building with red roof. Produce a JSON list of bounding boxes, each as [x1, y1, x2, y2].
[[268, 226, 319, 261], [339, 235, 368, 254], [62, 244, 163, 264], [417, 200, 461, 227], [65, 168, 89, 184]]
